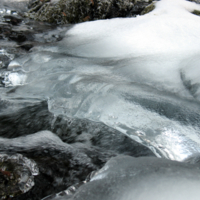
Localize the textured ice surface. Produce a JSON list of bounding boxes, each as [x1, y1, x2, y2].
[[2, 0, 200, 161], [55, 156, 200, 200]]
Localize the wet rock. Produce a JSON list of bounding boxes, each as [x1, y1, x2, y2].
[[3, 15, 23, 26], [0, 7, 67, 57], [0, 20, 26, 44], [0, 101, 155, 199], [26, 0, 153, 24], [0, 131, 100, 200], [0, 101, 155, 158], [0, 153, 39, 199], [53, 115, 156, 158], [41, 182, 84, 200], [17, 43, 34, 51], [0, 49, 15, 69], [0, 22, 12, 40], [0, 101, 53, 137], [9, 32, 27, 43]]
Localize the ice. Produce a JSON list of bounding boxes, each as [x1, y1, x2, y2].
[[1, 70, 27, 87], [1, 0, 200, 161], [0, 153, 39, 195], [50, 156, 200, 200], [0, 130, 73, 151]]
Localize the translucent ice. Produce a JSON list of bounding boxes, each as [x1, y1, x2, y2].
[[1, 0, 200, 161]]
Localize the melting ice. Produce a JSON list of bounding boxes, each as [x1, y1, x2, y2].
[[2, 0, 200, 161]]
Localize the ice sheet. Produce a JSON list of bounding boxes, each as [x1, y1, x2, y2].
[[1, 0, 200, 161]]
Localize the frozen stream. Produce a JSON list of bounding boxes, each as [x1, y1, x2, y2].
[[1, 0, 200, 162]]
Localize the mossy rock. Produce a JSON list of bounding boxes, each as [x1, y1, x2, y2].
[[26, 0, 153, 24], [188, 0, 200, 4], [26, 0, 92, 24], [140, 2, 155, 15], [192, 9, 200, 16]]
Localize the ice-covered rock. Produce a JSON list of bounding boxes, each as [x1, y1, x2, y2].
[[0, 153, 39, 199], [0, 125, 154, 199], [0, 131, 98, 199], [0, 101, 155, 159]]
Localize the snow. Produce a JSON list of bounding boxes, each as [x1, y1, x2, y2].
[[63, 0, 200, 57], [59, 0, 200, 98]]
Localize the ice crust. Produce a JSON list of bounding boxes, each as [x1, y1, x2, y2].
[[68, 156, 200, 200], [2, 0, 200, 161]]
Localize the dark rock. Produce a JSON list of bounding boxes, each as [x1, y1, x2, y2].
[[0, 23, 12, 40], [0, 131, 100, 200], [0, 101, 155, 199], [17, 43, 34, 51], [9, 32, 27, 43], [188, 0, 200, 4], [0, 9, 66, 56], [131, 1, 153, 15], [0, 49, 14, 69], [0, 101, 53, 138], [0, 101, 155, 158], [3, 15, 23, 26]]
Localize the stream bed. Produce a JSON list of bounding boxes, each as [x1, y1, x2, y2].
[[1, 0, 200, 199]]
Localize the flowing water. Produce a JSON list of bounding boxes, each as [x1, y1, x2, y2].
[[1, 0, 200, 199], [1, 0, 200, 161]]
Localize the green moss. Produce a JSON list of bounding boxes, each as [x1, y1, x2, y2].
[[141, 2, 155, 15], [192, 10, 200, 16]]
